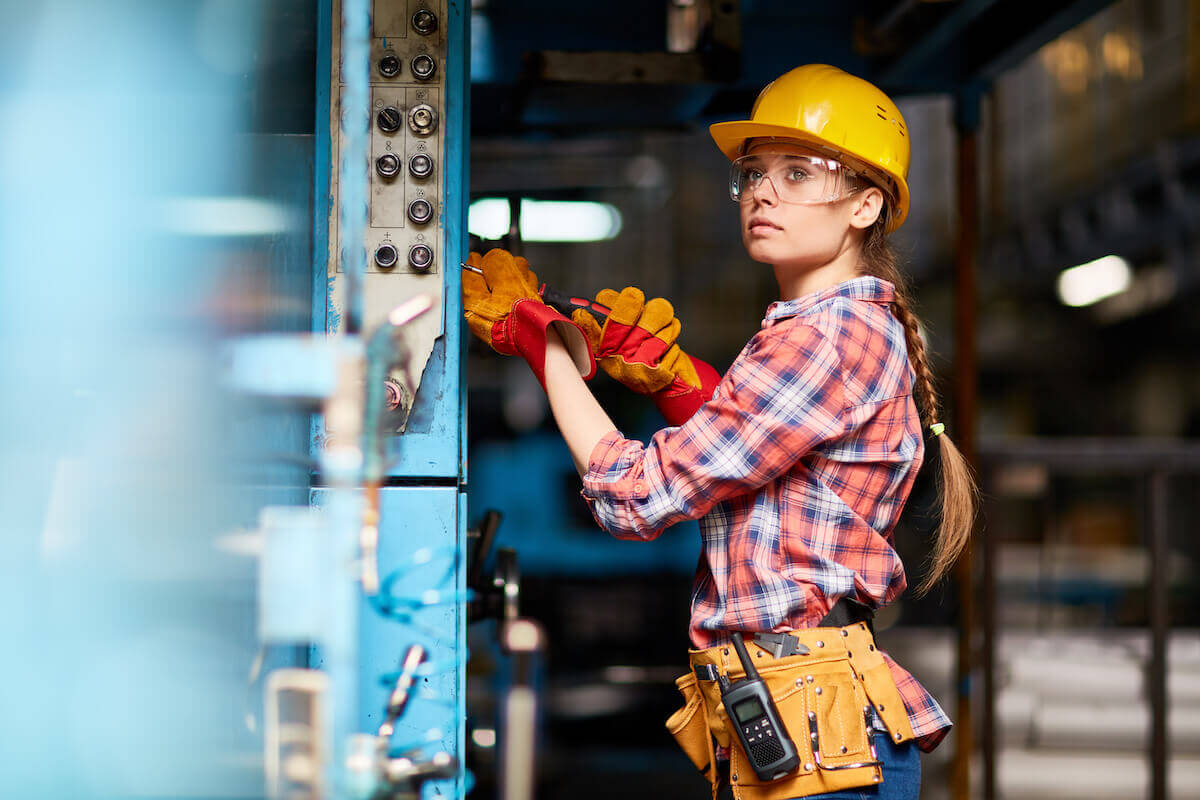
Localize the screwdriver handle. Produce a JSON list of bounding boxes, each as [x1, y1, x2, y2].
[[461, 262, 610, 323], [539, 285, 610, 323]]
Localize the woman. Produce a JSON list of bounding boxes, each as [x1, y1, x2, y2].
[[462, 64, 977, 800]]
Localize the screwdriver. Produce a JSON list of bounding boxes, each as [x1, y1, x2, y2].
[[461, 262, 610, 323]]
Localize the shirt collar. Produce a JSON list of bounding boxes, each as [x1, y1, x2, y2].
[[763, 275, 895, 324]]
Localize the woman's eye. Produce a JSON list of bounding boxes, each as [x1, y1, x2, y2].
[[786, 168, 811, 182], [745, 168, 764, 182]]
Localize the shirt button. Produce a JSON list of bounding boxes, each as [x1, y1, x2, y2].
[[634, 481, 647, 494]]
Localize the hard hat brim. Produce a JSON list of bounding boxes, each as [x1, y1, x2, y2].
[[710, 120, 909, 233]]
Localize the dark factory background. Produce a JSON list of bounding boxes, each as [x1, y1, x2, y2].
[[1, 1, 1198, 799], [464, 1, 1200, 798]]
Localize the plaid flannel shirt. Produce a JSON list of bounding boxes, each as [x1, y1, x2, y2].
[[581, 276, 952, 752]]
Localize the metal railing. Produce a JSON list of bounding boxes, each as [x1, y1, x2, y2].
[[978, 438, 1200, 800]]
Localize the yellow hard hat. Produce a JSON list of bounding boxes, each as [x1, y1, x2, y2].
[[710, 64, 911, 232]]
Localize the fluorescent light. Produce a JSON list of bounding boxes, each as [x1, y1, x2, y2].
[[469, 198, 622, 243], [1056, 255, 1132, 307], [521, 200, 622, 242], [468, 198, 511, 239]]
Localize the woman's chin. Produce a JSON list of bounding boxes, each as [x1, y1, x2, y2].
[[743, 239, 781, 264]]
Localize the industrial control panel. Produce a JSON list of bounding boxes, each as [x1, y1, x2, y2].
[[326, 0, 453, 431], [312, 0, 467, 797]]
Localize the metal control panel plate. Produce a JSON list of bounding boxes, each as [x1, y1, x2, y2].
[[327, 0, 447, 421]]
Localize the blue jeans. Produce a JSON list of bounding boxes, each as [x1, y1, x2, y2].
[[717, 733, 921, 800], [802, 733, 921, 800]]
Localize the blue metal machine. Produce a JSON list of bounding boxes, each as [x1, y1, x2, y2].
[[309, 0, 470, 798]]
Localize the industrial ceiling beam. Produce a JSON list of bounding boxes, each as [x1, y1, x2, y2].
[[877, 0, 1001, 86], [875, 0, 1117, 92]]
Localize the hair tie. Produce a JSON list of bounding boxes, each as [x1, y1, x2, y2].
[[929, 422, 945, 437]]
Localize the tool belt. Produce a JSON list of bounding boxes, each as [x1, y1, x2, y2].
[[665, 610, 914, 800]]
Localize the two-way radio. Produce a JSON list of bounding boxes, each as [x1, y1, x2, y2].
[[718, 632, 801, 782]]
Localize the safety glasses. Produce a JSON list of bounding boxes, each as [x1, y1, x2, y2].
[[729, 153, 862, 205]]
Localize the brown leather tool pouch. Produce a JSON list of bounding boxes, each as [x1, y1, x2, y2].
[[727, 657, 881, 800], [666, 671, 716, 779], [675, 622, 914, 800]]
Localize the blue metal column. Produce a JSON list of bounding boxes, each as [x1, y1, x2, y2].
[[314, 0, 469, 796]]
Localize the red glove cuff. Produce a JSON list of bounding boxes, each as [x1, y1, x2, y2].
[[490, 299, 597, 389], [650, 356, 721, 426]]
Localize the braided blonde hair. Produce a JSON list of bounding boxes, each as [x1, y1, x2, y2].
[[859, 212, 979, 596]]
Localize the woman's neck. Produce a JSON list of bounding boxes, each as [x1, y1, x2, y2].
[[773, 244, 863, 301]]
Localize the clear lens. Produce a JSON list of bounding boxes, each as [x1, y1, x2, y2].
[[729, 154, 858, 204]]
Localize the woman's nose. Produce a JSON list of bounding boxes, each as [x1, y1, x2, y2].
[[750, 175, 779, 206]]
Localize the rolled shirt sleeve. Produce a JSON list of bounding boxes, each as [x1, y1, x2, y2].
[[581, 321, 848, 540]]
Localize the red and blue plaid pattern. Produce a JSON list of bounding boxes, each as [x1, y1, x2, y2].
[[581, 276, 952, 751]]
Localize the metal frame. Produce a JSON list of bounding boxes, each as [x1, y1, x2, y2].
[[978, 438, 1200, 800]]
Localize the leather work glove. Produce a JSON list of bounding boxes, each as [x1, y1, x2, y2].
[[462, 248, 595, 388], [572, 287, 720, 426]]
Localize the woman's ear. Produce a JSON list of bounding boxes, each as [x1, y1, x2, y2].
[[848, 186, 884, 230]]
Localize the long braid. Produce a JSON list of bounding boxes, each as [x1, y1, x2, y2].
[[887, 290, 938, 423], [859, 217, 978, 596]]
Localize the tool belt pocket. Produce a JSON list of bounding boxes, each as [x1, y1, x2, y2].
[[728, 659, 881, 800], [801, 666, 873, 765], [666, 672, 714, 777]]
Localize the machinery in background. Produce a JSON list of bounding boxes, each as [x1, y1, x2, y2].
[[244, 0, 472, 796]]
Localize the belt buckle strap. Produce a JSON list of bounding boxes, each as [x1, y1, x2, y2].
[[751, 632, 811, 658]]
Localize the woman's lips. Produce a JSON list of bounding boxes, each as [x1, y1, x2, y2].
[[748, 219, 782, 235]]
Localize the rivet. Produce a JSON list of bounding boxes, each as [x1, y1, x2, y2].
[[723, 648, 729, 655], [847, 651, 853, 657], [806, 675, 814, 683], [841, 630, 849, 637], [808, 712, 816, 720], [895, 732, 902, 741], [732, 774, 738, 781], [804, 763, 814, 772], [878, 705, 884, 711], [796, 678, 804, 687], [869, 645, 875, 651], [840, 746, 848, 753], [816, 641, 825, 648], [874, 775, 881, 782], [814, 687, 823, 695]]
